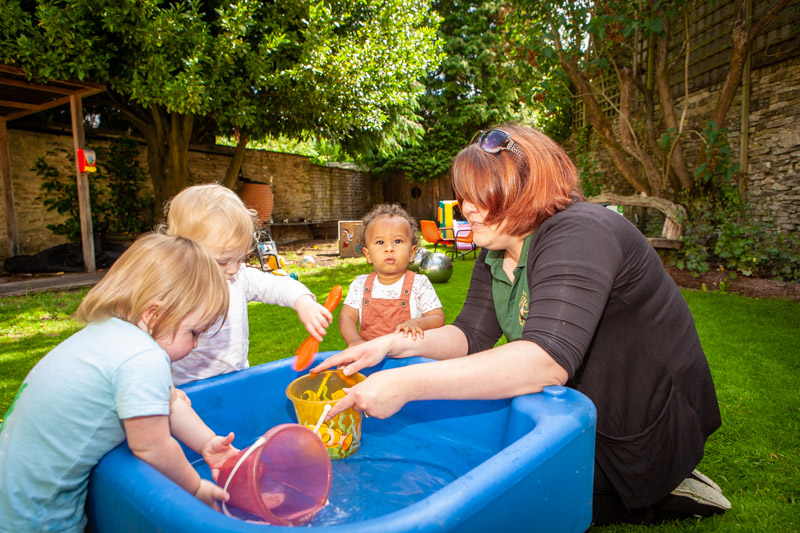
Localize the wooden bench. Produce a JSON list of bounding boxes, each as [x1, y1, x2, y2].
[[587, 193, 686, 251]]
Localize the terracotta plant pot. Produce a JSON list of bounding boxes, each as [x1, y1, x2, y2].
[[239, 182, 274, 224]]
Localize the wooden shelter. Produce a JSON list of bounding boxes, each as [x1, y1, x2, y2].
[[0, 64, 105, 272]]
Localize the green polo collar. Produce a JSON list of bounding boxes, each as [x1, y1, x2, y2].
[[485, 233, 535, 341]]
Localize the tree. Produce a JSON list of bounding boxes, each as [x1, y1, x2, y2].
[[507, 0, 794, 199], [370, 0, 539, 182], [3, 0, 442, 210]]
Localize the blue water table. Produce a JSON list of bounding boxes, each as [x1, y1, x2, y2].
[[87, 353, 596, 532]]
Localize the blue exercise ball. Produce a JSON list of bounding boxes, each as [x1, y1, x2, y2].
[[419, 252, 453, 283]]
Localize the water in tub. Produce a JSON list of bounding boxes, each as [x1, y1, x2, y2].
[[193, 414, 495, 526]]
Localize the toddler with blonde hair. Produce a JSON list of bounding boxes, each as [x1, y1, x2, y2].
[[0, 233, 239, 532], [163, 183, 332, 384]]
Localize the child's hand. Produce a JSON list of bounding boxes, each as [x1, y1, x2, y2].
[[395, 319, 425, 340], [295, 294, 333, 341], [195, 478, 229, 510], [200, 432, 239, 482]]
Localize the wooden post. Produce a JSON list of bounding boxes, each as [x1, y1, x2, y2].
[[70, 94, 96, 273], [0, 118, 20, 256]]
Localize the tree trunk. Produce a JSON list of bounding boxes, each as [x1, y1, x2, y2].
[[654, 15, 694, 189], [107, 96, 196, 215], [222, 132, 249, 189], [550, 22, 652, 194], [710, 0, 792, 129]]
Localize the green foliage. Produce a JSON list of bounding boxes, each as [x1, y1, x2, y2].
[[4, 0, 443, 203], [672, 123, 800, 283], [97, 137, 155, 234], [33, 150, 110, 241], [574, 123, 603, 197], [370, 0, 539, 181], [33, 138, 156, 241]]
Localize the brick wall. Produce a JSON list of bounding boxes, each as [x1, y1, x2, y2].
[[1, 129, 382, 263], [570, 56, 800, 234]]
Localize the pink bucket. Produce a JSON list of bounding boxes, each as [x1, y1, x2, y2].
[[217, 424, 332, 525]]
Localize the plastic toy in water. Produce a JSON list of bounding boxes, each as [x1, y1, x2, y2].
[[286, 370, 366, 459], [217, 424, 331, 525], [419, 252, 453, 283], [86, 353, 596, 532], [292, 285, 343, 372]]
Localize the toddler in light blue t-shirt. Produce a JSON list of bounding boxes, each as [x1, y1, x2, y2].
[[0, 234, 240, 533]]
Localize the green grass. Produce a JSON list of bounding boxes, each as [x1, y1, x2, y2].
[[1, 249, 798, 531]]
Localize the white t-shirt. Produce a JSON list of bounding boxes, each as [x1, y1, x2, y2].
[[0, 318, 171, 533], [343, 272, 442, 321], [171, 263, 313, 385]]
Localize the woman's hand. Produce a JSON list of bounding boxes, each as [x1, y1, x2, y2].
[[194, 479, 230, 510], [325, 369, 411, 420], [200, 432, 239, 482], [311, 333, 398, 376], [295, 294, 333, 341]]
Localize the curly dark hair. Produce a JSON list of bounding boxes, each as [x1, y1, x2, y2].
[[361, 204, 418, 246]]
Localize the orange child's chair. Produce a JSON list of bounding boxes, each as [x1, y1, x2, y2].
[[420, 220, 455, 253], [452, 228, 477, 260]]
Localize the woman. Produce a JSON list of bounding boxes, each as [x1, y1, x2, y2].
[[313, 124, 730, 525]]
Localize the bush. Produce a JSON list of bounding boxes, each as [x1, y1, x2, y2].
[[671, 123, 800, 283], [34, 137, 154, 241], [675, 204, 800, 282]]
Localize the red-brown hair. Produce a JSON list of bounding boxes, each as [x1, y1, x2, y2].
[[451, 123, 584, 236]]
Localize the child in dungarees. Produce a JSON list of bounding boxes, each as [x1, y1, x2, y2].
[[0, 234, 239, 533], [162, 184, 333, 385], [339, 204, 444, 346]]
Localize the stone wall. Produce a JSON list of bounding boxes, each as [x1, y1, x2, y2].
[[573, 56, 800, 233], [1, 129, 382, 263]]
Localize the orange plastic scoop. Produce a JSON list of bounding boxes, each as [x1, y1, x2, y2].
[[292, 285, 343, 371]]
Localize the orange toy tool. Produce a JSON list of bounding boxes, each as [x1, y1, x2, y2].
[[292, 285, 343, 371]]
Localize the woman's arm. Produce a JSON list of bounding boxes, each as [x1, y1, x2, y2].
[[325, 339, 568, 419], [314, 324, 470, 378]]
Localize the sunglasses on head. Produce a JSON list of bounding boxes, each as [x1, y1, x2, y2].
[[470, 129, 523, 157]]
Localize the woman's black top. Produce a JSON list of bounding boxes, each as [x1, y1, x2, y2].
[[453, 201, 721, 509]]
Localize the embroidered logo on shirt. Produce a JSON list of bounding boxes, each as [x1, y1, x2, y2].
[[519, 290, 529, 326]]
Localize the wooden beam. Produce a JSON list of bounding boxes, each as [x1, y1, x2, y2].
[[0, 99, 41, 110], [0, 118, 19, 256], [70, 94, 96, 273], [0, 76, 76, 95]]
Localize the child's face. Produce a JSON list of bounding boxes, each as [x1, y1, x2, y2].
[[362, 215, 416, 277], [149, 309, 211, 362], [202, 241, 248, 281]]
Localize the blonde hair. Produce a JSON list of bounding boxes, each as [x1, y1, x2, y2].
[[161, 183, 257, 252], [77, 233, 229, 341], [452, 123, 584, 236]]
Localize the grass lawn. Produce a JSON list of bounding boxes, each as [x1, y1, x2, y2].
[[1, 246, 798, 531]]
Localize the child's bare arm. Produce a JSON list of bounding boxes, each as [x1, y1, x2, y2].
[[123, 415, 228, 508], [395, 309, 446, 339], [295, 294, 333, 341], [339, 304, 365, 346], [168, 387, 239, 480]]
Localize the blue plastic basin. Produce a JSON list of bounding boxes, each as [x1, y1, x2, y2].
[[87, 353, 596, 532]]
